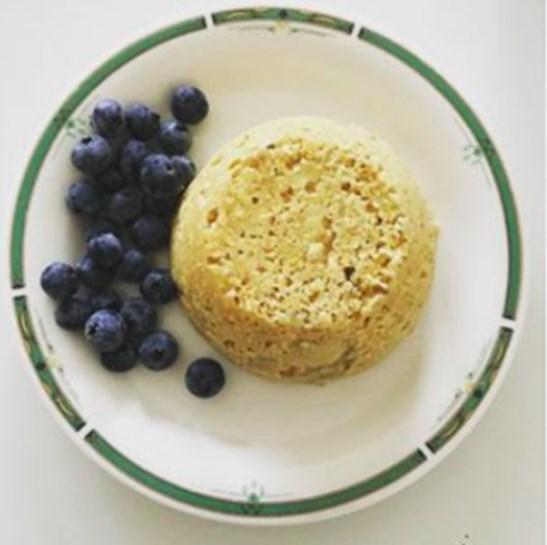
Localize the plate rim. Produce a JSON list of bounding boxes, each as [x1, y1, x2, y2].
[[8, 5, 525, 525]]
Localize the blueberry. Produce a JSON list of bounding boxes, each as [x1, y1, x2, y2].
[[157, 119, 192, 155], [185, 358, 225, 398], [55, 296, 94, 330], [118, 248, 150, 283], [91, 99, 124, 138], [129, 215, 170, 251], [140, 268, 178, 304], [125, 103, 160, 141], [119, 139, 151, 182], [90, 288, 123, 312], [120, 298, 157, 338], [138, 331, 179, 371], [140, 154, 184, 197], [85, 218, 121, 242], [87, 233, 124, 268], [171, 85, 209, 125], [144, 193, 181, 217], [71, 135, 113, 175], [77, 255, 115, 290], [106, 187, 143, 225], [66, 180, 104, 216], [100, 344, 138, 372], [85, 309, 126, 351], [171, 155, 196, 188], [94, 168, 126, 192], [40, 262, 79, 300]]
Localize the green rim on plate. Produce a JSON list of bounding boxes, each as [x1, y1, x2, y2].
[[13, 296, 85, 431], [85, 430, 426, 516], [10, 6, 522, 519], [212, 6, 354, 34]]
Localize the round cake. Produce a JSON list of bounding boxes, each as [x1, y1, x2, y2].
[[171, 117, 438, 384]]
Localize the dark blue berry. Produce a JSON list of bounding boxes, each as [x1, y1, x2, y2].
[[125, 103, 160, 141], [138, 331, 179, 371], [140, 154, 183, 197], [129, 215, 170, 251], [185, 358, 225, 398], [120, 298, 157, 338], [171, 85, 209, 125], [66, 180, 104, 216], [77, 255, 115, 290], [100, 344, 137, 372], [118, 248, 150, 283], [85, 218, 121, 242], [87, 233, 124, 268], [119, 139, 151, 182], [91, 99, 124, 138], [85, 309, 126, 351], [71, 135, 113, 175], [144, 193, 181, 217], [172, 155, 196, 188], [94, 168, 126, 192], [106, 187, 143, 225], [90, 288, 123, 312], [140, 268, 178, 304], [41, 262, 79, 300], [55, 296, 94, 330], [157, 119, 192, 155]]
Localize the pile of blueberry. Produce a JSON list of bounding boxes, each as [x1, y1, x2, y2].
[[41, 84, 225, 398]]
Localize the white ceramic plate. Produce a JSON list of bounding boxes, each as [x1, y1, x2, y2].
[[10, 6, 524, 525]]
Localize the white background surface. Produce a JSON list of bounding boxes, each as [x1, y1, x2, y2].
[[0, 0, 544, 543]]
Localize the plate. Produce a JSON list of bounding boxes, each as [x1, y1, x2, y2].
[[9, 6, 524, 525]]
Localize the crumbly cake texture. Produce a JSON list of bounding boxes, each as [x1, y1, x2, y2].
[[171, 117, 438, 384]]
